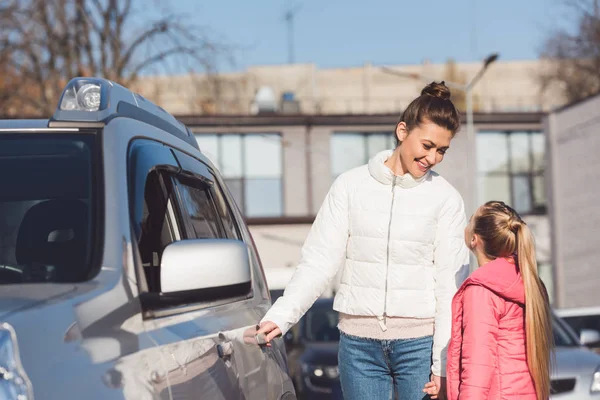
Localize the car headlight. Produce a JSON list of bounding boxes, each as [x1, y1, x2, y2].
[[301, 363, 339, 379], [59, 79, 103, 112], [0, 323, 33, 400]]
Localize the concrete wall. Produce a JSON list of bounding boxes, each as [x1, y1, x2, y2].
[[307, 126, 333, 215], [546, 95, 600, 308], [282, 126, 310, 216], [133, 60, 566, 116]]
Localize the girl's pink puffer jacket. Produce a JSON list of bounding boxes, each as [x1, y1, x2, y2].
[[446, 257, 537, 400]]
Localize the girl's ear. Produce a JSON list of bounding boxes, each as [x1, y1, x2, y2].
[[470, 233, 480, 251]]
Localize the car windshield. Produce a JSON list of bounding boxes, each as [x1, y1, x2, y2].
[[560, 314, 600, 337], [0, 133, 98, 284], [303, 303, 339, 342], [553, 314, 579, 347]]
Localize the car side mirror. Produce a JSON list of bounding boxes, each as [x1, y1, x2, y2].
[[580, 329, 600, 346], [160, 239, 252, 298]]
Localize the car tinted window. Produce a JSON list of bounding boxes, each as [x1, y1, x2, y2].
[[270, 289, 284, 302], [128, 140, 183, 294], [137, 170, 179, 292], [304, 305, 340, 342], [175, 175, 240, 240], [175, 177, 225, 239], [561, 315, 600, 336], [212, 180, 241, 240], [553, 315, 578, 347], [0, 134, 97, 283]]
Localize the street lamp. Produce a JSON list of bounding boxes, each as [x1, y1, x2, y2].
[[381, 53, 499, 215]]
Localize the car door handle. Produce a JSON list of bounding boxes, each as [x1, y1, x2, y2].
[[217, 341, 234, 359]]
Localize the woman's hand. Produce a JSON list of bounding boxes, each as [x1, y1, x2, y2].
[[255, 321, 282, 347]]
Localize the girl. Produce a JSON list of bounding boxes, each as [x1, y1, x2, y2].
[[425, 201, 553, 400], [258, 81, 470, 399]]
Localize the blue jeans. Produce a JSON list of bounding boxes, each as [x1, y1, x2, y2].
[[338, 332, 433, 400]]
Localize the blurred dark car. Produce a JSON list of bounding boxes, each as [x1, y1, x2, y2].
[[281, 298, 600, 399], [270, 289, 285, 303], [284, 298, 343, 400]]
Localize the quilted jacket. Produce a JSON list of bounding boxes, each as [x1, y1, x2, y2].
[[446, 257, 537, 399], [262, 149, 470, 375]]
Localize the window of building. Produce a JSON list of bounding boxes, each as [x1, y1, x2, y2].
[[194, 133, 283, 218], [331, 132, 395, 179], [477, 131, 545, 215]]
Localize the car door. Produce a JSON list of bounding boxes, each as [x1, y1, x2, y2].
[[127, 140, 291, 400], [128, 138, 249, 400], [168, 148, 294, 400]]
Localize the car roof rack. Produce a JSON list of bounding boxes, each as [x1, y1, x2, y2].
[[48, 77, 199, 151]]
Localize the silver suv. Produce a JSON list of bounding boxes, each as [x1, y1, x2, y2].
[[0, 78, 296, 400]]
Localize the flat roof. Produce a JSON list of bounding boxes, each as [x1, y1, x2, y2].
[[177, 111, 546, 128]]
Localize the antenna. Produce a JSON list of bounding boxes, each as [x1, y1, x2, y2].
[[284, 1, 301, 64]]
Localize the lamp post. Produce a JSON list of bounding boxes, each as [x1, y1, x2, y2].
[[381, 53, 499, 215]]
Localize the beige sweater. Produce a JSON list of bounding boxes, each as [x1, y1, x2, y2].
[[338, 313, 434, 340]]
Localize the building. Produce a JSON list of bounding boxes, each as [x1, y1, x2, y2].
[[179, 111, 555, 302], [134, 60, 566, 116], [545, 93, 600, 309]]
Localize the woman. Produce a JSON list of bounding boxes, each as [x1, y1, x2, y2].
[[425, 201, 553, 400], [258, 82, 470, 399]]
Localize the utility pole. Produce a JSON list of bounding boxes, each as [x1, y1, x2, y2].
[[285, 2, 301, 64]]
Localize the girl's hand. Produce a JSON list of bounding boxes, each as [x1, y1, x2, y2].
[[428, 374, 447, 400], [423, 380, 439, 398]]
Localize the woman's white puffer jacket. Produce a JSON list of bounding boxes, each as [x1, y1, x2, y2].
[[262, 150, 470, 376]]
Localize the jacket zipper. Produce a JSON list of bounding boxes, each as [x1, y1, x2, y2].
[[378, 175, 397, 332]]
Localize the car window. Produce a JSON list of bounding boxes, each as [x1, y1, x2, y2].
[[270, 289, 284, 302], [0, 133, 98, 284], [553, 315, 579, 347], [136, 170, 180, 292], [561, 314, 600, 336], [170, 148, 241, 241], [174, 175, 240, 241], [175, 177, 223, 239], [173, 177, 225, 239], [128, 140, 182, 293], [211, 179, 241, 240], [304, 306, 340, 342]]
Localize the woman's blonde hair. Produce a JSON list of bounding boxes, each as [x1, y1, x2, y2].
[[472, 201, 553, 400]]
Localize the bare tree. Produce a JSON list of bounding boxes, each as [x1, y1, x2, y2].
[[540, 0, 600, 103], [0, 0, 229, 116]]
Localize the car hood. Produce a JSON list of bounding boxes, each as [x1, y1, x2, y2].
[[554, 346, 600, 378], [299, 342, 339, 366], [0, 284, 77, 319]]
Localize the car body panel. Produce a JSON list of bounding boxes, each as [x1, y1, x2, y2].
[[0, 110, 295, 399]]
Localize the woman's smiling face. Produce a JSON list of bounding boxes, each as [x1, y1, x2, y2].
[[395, 120, 453, 178]]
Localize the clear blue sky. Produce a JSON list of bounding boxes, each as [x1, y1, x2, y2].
[[172, 0, 566, 70]]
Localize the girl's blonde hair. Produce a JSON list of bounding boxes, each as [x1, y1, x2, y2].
[[472, 201, 553, 400]]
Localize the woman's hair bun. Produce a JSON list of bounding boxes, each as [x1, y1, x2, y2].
[[421, 81, 451, 101]]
